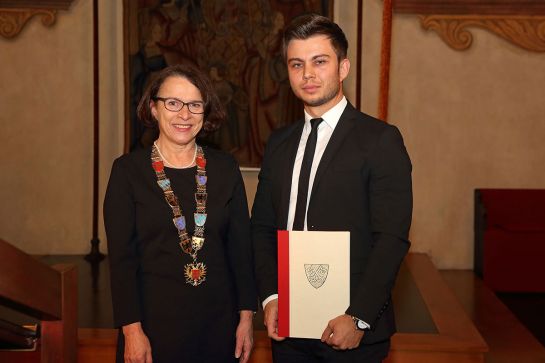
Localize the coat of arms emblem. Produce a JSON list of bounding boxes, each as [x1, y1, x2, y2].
[[304, 264, 329, 289]]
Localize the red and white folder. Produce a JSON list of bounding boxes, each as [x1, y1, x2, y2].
[[278, 230, 350, 339]]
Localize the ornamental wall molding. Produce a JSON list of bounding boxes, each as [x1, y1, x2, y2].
[[0, 8, 56, 39], [419, 15, 545, 52], [0, 0, 74, 39]]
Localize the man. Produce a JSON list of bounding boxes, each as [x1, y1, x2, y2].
[[251, 14, 412, 363]]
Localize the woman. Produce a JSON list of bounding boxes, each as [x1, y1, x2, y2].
[[104, 64, 257, 363]]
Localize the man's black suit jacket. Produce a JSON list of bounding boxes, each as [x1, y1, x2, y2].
[[251, 103, 413, 344]]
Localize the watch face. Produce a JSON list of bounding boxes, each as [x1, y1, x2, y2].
[[352, 316, 367, 330]]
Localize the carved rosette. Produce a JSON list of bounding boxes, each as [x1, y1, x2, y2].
[[420, 15, 545, 52], [0, 8, 56, 39]]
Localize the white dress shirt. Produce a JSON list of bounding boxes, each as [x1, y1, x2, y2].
[[262, 97, 348, 309], [263, 97, 372, 329], [286, 96, 348, 231]]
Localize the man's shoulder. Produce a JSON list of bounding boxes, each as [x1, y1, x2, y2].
[[266, 121, 302, 148], [344, 105, 392, 129], [343, 105, 402, 138]]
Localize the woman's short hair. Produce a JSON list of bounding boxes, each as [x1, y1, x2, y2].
[[282, 13, 348, 61], [137, 63, 226, 133]]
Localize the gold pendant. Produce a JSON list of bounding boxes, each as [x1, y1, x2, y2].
[[184, 262, 207, 286], [191, 236, 205, 251]]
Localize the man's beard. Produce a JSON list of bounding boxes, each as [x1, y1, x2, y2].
[[304, 83, 340, 107]]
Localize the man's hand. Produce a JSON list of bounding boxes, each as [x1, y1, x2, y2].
[[122, 322, 153, 363], [263, 299, 285, 341], [320, 314, 364, 350], [235, 310, 254, 363]]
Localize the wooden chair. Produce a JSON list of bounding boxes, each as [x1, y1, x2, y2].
[[0, 239, 77, 362]]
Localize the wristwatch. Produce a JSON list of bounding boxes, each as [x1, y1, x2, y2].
[[351, 316, 369, 331]]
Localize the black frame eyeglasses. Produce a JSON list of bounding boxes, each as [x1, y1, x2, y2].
[[153, 97, 205, 114]]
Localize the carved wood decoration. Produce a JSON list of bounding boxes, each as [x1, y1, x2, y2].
[[393, 0, 545, 52], [420, 15, 545, 52], [0, 0, 74, 39], [0, 8, 56, 39]]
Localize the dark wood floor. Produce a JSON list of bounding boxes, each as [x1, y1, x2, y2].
[[2, 255, 545, 362]]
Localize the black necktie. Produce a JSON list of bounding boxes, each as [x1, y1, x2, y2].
[[293, 118, 323, 231]]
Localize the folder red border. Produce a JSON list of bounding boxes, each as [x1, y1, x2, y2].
[[278, 230, 289, 337]]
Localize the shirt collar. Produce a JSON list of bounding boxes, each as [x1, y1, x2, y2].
[[304, 96, 348, 131]]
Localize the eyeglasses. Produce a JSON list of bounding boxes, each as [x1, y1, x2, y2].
[[153, 97, 205, 114]]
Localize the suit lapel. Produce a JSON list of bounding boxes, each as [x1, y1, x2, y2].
[[278, 121, 305, 228], [311, 104, 357, 199]]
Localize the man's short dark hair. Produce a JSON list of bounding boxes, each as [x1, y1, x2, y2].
[[282, 13, 348, 61]]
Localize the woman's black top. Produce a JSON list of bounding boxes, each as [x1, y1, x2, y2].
[[104, 146, 257, 362]]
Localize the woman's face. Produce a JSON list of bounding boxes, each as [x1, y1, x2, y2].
[[151, 76, 204, 148]]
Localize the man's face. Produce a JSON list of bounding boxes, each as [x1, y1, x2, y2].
[[286, 35, 349, 116]]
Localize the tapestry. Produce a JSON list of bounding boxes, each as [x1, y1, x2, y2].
[[125, 0, 330, 167]]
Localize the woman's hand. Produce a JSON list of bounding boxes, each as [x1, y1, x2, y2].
[[122, 322, 152, 363], [235, 310, 254, 363]]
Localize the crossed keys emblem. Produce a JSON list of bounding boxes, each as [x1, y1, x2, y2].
[[304, 264, 329, 289]]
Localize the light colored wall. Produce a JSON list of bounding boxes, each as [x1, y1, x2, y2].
[[98, 0, 125, 254], [360, 0, 383, 116], [334, 0, 358, 103], [246, 1, 545, 269], [392, 17, 545, 269], [364, 0, 545, 268], [0, 0, 92, 254], [2, 1, 544, 269], [0, 0, 123, 254]]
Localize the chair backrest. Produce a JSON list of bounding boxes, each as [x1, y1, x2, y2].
[[479, 189, 545, 232], [0, 239, 77, 362]]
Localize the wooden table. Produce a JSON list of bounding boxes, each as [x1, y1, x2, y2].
[[1, 253, 487, 362]]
